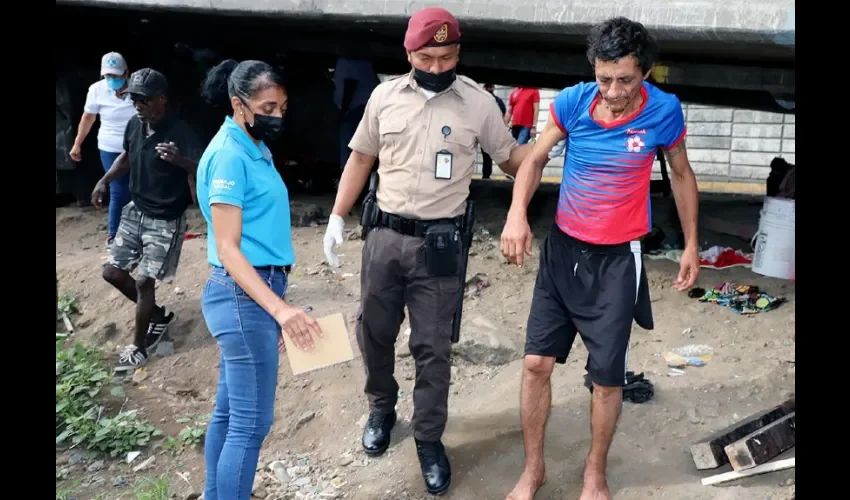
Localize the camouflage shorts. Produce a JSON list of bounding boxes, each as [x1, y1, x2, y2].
[[106, 202, 187, 282]]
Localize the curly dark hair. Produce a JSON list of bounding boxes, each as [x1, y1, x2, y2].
[[586, 17, 659, 74]]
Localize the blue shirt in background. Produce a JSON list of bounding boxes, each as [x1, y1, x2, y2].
[[196, 116, 296, 268]]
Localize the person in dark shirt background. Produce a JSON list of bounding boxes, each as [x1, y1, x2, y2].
[[481, 83, 506, 179], [92, 68, 203, 372]]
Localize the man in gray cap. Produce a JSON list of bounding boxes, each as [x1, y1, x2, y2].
[[93, 68, 203, 372]]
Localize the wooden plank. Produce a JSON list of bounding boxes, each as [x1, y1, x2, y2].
[[701, 457, 795, 486], [690, 398, 795, 470], [725, 412, 795, 471]]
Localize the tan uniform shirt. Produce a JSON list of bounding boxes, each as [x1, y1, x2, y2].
[[349, 72, 517, 219]]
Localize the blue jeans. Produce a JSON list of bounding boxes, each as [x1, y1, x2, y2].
[[99, 150, 131, 238], [201, 266, 286, 500], [510, 125, 532, 145]]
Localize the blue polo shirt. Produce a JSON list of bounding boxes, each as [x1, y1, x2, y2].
[[196, 116, 295, 267]]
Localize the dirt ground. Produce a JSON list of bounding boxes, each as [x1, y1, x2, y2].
[[56, 181, 795, 500]]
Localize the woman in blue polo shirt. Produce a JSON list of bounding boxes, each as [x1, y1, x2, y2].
[[196, 59, 323, 500]]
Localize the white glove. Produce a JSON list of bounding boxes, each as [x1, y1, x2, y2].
[[548, 139, 566, 159], [323, 214, 345, 268]]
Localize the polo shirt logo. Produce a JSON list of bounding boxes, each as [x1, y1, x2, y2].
[[434, 24, 448, 43], [212, 179, 236, 190]]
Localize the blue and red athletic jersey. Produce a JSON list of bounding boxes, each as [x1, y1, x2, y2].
[[550, 81, 686, 245]]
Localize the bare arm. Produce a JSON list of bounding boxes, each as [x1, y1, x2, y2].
[[102, 152, 129, 183], [504, 104, 513, 126], [72, 112, 97, 149], [497, 144, 533, 177], [665, 141, 699, 250], [331, 151, 377, 217], [211, 204, 291, 316], [507, 117, 566, 218]]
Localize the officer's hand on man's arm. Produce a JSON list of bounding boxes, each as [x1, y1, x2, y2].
[[500, 119, 565, 267]]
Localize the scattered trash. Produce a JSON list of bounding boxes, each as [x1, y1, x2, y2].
[[690, 282, 786, 314], [664, 344, 714, 367], [584, 371, 654, 403], [647, 246, 753, 269], [464, 273, 490, 298], [126, 451, 141, 464], [664, 351, 707, 367], [673, 345, 714, 357], [132, 455, 156, 473], [697, 246, 753, 269], [132, 368, 149, 384]]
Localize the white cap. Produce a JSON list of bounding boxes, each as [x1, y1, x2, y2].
[[100, 52, 127, 76]]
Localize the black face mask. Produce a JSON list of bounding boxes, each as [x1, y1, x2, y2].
[[413, 67, 456, 93], [243, 106, 285, 143]]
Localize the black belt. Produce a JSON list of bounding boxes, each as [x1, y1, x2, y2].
[[377, 211, 462, 238], [255, 265, 292, 275]]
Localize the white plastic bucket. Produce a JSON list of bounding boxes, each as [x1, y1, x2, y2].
[[751, 197, 795, 280], [762, 196, 796, 222]]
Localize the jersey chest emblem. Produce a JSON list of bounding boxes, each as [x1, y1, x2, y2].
[[626, 134, 646, 153]]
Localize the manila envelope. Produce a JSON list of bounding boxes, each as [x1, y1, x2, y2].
[[282, 312, 354, 375]]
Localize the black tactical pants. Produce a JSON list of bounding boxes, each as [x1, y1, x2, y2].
[[355, 227, 461, 442]]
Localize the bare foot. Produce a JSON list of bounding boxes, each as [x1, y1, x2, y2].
[[578, 473, 611, 500], [506, 470, 546, 500]]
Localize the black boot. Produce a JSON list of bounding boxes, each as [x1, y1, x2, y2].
[[415, 438, 451, 495], [361, 410, 396, 456]]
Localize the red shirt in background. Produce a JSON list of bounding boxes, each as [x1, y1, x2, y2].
[[508, 87, 541, 128]]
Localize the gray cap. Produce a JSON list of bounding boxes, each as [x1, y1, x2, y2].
[[125, 68, 169, 97], [100, 52, 127, 76]]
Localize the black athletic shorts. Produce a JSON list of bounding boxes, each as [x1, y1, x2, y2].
[[525, 225, 654, 387]]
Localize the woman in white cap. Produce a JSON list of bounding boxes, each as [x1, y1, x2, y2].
[[69, 52, 136, 245]]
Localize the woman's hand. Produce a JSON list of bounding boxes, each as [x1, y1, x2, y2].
[[273, 303, 322, 351]]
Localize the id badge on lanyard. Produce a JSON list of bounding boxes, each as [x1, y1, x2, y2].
[[435, 125, 453, 180]]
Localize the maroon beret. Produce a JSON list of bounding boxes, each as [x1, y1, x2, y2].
[[403, 7, 461, 52]]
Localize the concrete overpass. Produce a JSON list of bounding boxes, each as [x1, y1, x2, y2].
[[57, 0, 794, 110]]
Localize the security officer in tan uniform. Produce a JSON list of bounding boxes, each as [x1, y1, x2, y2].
[[323, 7, 531, 495]]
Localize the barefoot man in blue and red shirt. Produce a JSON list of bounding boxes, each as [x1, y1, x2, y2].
[[501, 17, 701, 500]]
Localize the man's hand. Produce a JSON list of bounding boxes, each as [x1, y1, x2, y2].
[[69, 145, 82, 162], [91, 179, 108, 209], [156, 142, 186, 167], [323, 214, 345, 267], [673, 246, 700, 291], [274, 304, 322, 351], [500, 211, 534, 267]]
